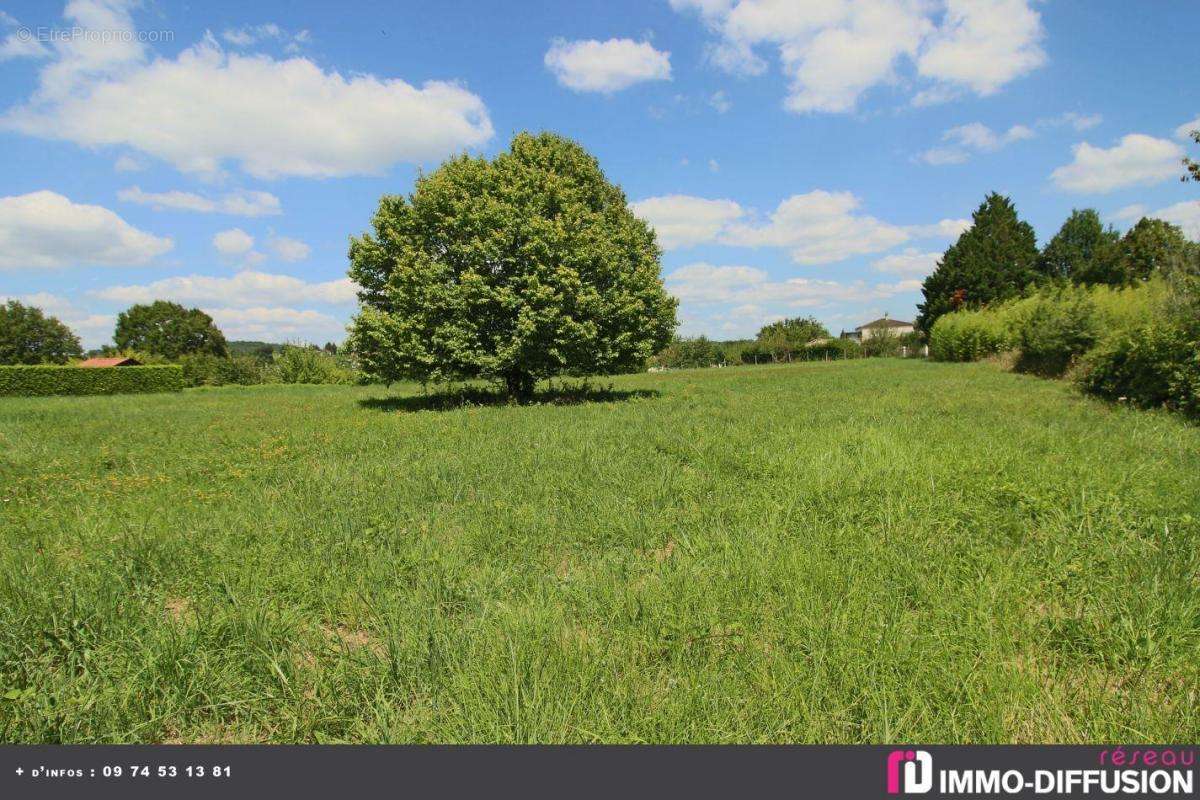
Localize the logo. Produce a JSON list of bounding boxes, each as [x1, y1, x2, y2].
[[887, 750, 933, 794]]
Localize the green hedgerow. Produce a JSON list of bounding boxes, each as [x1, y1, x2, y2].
[[0, 365, 184, 397]]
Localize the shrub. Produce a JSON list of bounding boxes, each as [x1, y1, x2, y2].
[[1012, 288, 1099, 377], [651, 336, 722, 369], [0, 365, 184, 397], [1075, 322, 1198, 416], [180, 354, 270, 387], [803, 338, 862, 360], [862, 327, 902, 358], [929, 308, 1013, 361], [270, 345, 355, 385]]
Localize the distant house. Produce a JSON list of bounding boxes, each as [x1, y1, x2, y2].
[[840, 316, 914, 342], [77, 357, 141, 367]]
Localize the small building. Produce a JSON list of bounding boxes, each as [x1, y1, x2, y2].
[[840, 316, 915, 342], [77, 356, 141, 367]]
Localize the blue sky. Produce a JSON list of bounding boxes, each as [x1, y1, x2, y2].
[[1, 0, 1197, 347]]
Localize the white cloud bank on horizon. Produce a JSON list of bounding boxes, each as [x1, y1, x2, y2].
[[664, 261, 922, 313], [632, 190, 967, 263], [93, 270, 355, 308]]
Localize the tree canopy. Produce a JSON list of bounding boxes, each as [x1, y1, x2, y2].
[[1038, 209, 1119, 283], [1111, 218, 1193, 284], [0, 300, 83, 365], [754, 316, 829, 361], [347, 131, 677, 399], [916, 193, 1040, 333], [1184, 127, 1200, 183], [114, 300, 228, 359]]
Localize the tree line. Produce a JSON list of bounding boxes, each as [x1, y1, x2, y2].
[[916, 194, 1196, 334]]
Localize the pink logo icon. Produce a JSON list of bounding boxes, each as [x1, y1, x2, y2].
[[887, 750, 933, 794]]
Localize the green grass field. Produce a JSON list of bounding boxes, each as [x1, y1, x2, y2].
[[1, 359, 1197, 743]]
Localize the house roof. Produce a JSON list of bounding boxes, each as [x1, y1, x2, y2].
[[855, 318, 913, 331], [78, 357, 141, 367]]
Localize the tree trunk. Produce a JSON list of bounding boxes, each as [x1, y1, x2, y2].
[[504, 370, 536, 403]]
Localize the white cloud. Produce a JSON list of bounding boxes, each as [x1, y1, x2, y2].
[[1050, 134, 1184, 193], [544, 38, 671, 93], [871, 247, 940, 275], [635, 191, 967, 260], [722, 190, 910, 263], [206, 306, 346, 343], [270, 236, 311, 262], [918, 121, 1034, 164], [1041, 111, 1102, 132], [118, 186, 282, 217], [0, 190, 172, 269], [916, 0, 1045, 98], [1110, 204, 1147, 223], [630, 194, 745, 249], [113, 154, 144, 172], [0, 10, 49, 60], [221, 23, 310, 53], [663, 262, 769, 303], [907, 217, 970, 238], [664, 261, 924, 306], [0, 30, 50, 61], [93, 270, 355, 307], [3, 5, 492, 178], [1177, 115, 1200, 141], [671, 0, 1044, 113], [1112, 201, 1200, 241], [1150, 201, 1200, 241], [709, 89, 732, 113], [708, 158, 720, 173], [213, 228, 255, 256]]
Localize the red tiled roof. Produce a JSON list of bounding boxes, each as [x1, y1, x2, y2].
[[77, 357, 140, 367]]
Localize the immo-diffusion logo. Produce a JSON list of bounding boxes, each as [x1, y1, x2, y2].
[[887, 750, 933, 794]]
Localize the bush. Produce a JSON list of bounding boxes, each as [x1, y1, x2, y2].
[[271, 345, 355, 385], [802, 338, 862, 360], [1075, 323, 1199, 417], [651, 336, 723, 369], [929, 308, 1013, 361], [1012, 288, 1099, 377], [862, 328, 902, 358], [180, 353, 270, 387], [0, 365, 184, 397]]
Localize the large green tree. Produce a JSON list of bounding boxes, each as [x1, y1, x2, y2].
[[916, 193, 1040, 333], [1106, 217, 1193, 285], [1038, 209, 1119, 282], [0, 300, 83, 364], [754, 316, 829, 362], [348, 132, 678, 399], [114, 300, 228, 359]]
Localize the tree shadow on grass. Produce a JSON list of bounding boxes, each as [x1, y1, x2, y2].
[[359, 381, 660, 413]]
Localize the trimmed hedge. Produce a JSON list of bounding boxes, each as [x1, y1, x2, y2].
[[0, 365, 184, 397]]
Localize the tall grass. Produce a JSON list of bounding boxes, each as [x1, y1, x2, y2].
[[2, 361, 1198, 743]]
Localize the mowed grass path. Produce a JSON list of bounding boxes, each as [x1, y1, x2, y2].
[[1, 360, 1197, 743]]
